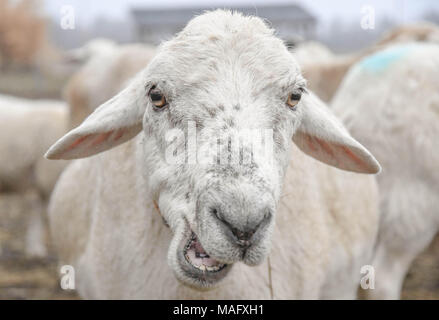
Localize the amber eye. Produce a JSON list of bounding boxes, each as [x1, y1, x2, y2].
[[287, 92, 302, 109], [149, 86, 167, 108]]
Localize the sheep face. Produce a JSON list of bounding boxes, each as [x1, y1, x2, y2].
[[138, 13, 307, 288], [46, 10, 381, 290]]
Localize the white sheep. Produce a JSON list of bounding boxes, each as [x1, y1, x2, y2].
[[64, 38, 117, 64], [0, 43, 154, 190], [46, 10, 381, 299], [0, 94, 68, 256], [376, 22, 439, 47], [332, 42, 439, 299], [291, 41, 334, 66], [64, 42, 156, 128], [0, 95, 68, 195], [298, 23, 439, 103], [300, 55, 356, 103]]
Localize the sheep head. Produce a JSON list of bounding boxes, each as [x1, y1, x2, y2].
[[46, 10, 380, 289]]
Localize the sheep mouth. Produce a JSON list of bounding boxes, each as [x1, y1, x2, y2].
[[177, 230, 230, 286], [183, 232, 227, 273]]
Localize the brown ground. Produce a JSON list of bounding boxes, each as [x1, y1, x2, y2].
[[0, 68, 74, 299], [401, 236, 439, 300], [0, 191, 438, 300], [0, 192, 78, 299]]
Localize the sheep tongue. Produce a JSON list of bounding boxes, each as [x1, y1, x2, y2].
[[194, 240, 209, 258], [189, 235, 220, 267]]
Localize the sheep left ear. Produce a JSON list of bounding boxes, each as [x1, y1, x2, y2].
[[45, 76, 145, 160], [293, 92, 381, 174]]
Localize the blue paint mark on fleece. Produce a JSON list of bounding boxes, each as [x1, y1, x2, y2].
[[359, 45, 414, 73]]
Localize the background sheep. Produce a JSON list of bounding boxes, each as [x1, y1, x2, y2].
[[0, 41, 155, 260], [376, 22, 439, 47], [297, 23, 439, 103], [0, 94, 68, 257], [0, 40, 155, 194], [0, 95, 68, 196], [290, 42, 352, 103], [65, 43, 156, 128], [63, 38, 117, 64], [46, 10, 381, 299], [332, 42, 439, 299], [291, 41, 334, 66]]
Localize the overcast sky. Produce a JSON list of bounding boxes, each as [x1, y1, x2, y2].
[[44, 0, 438, 28]]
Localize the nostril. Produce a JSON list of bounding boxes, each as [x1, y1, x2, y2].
[[232, 210, 272, 246], [232, 228, 253, 241], [231, 227, 255, 249], [265, 210, 271, 220], [210, 207, 221, 221], [264, 209, 273, 222], [233, 230, 254, 249]]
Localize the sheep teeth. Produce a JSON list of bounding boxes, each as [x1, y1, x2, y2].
[[183, 232, 227, 273], [185, 255, 226, 272], [206, 265, 218, 272]]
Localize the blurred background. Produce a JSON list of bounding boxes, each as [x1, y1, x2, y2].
[[0, 0, 438, 299]]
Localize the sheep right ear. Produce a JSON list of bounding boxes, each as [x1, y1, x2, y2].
[[45, 80, 145, 160], [293, 92, 381, 174]]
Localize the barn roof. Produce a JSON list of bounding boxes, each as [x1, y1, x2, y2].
[[131, 4, 316, 26]]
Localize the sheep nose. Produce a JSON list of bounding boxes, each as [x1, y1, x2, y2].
[[212, 207, 272, 248], [230, 228, 254, 248]]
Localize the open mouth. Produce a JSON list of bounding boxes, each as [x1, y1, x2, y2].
[[176, 228, 231, 287], [184, 232, 227, 273]]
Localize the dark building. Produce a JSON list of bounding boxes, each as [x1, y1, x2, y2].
[[131, 4, 316, 45]]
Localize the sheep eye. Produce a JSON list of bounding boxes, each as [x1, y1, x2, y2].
[[149, 87, 167, 108], [287, 92, 302, 109]]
